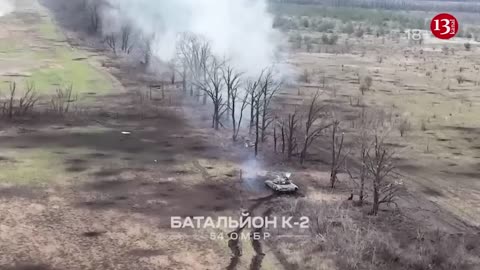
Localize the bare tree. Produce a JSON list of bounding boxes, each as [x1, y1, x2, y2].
[[364, 134, 399, 215], [223, 65, 246, 141], [51, 85, 77, 115], [223, 65, 241, 119], [259, 69, 281, 142], [398, 118, 411, 137], [120, 22, 136, 54], [87, 0, 101, 33], [177, 34, 212, 102], [329, 120, 348, 188], [356, 110, 371, 204], [273, 118, 279, 153], [2, 82, 39, 119], [180, 61, 188, 92], [17, 82, 39, 116], [141, 33, 154, 66], [168, 62, 176, 85], [247, 78, 262, 134], [105, 34, 117, 55], [195, 57, 225, 130], [299, 91, 331, 164], [359, 75, 372, 95], [254, 86, 262, 156], [279, 112, 299, 160], [246, 69, 279, 156], [5, 81, 15, 119], [347, 109, 373, 205]]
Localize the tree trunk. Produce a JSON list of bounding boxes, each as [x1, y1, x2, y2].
[[232, 107, 237, 141], [261, 91, 268, 142], [273, 126, 277, 153], [249, 95, 255, 135], [372, 181, 380, 215], [213, 103, 220, 130], [227, 91, 231, 121], [300, 137, 308, 164], [330, 126, 336, 188], [359, 168, 365, 204], [254, 104, 260, 157], [330, 170, 337, 189], [181, 68, 187, 93]]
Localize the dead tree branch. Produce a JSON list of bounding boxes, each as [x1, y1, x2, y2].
[[300, 90, 331, 164], [330, 120, 349, 188]]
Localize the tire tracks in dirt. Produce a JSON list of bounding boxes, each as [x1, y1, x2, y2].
[[225, 194, 289, 270], [192, 160, 211, 181]]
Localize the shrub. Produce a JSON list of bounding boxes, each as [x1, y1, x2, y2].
[[1, 82, 39, 119], [376, 27, 388, 36], [50, 85, 77, 115], [342, 22, 355, 34], [300, 69, 310, 83], [359, 76, 372, 95], [464, 42, 471, 51], [355, 28, 365, 38], [398, 118, 411, 137], [442, 45, 449, 55], [302, 17, 310, 28], [290, 33, 303, 49], [321, 33, 339, 45], [316, 20, 336, 33], [421, 119, 428, 131]]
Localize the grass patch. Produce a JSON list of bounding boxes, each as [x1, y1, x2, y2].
[[37, 17, 61, 40], [0, 148, 68, 185], [0, 39, 20, 54], [0, 10, 113, 96], [29, 60, 112, 95]]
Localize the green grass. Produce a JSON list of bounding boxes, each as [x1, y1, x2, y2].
[[0, 10, 113, 96], [28, 20, 113, 95], [37, 17, 61, 40], [0, 148, 67, 185], [0, 126, 117, 185], [0, 39, 20, 54], [270, 3, 426, 29], [29, 60, 112, 94]]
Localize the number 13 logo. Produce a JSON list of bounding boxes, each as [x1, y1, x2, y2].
[[431, 13, 458, 40]]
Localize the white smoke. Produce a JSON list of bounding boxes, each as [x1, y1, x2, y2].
[[0, 0, 13, 17], [102, 0, 283, 75]]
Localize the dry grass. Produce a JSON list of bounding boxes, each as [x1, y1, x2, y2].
[[267, 198, 480, 270]]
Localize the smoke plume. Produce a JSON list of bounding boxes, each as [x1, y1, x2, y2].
[[0, 0, 13, 17], [101, 0, 283, 75]]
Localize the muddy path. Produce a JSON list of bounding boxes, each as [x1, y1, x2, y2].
[[225, 192, 298, 270], [249, 207, 273, 270]]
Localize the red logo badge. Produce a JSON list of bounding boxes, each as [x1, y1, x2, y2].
[[430, 13, 459, 40]]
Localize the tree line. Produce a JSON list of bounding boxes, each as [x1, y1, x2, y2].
[[270, 0, 480, 13]]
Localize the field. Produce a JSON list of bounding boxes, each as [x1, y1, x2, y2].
[[285, 34, 480, 224], [0, 1, 479, 270], [272, 3, 480, 228]]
